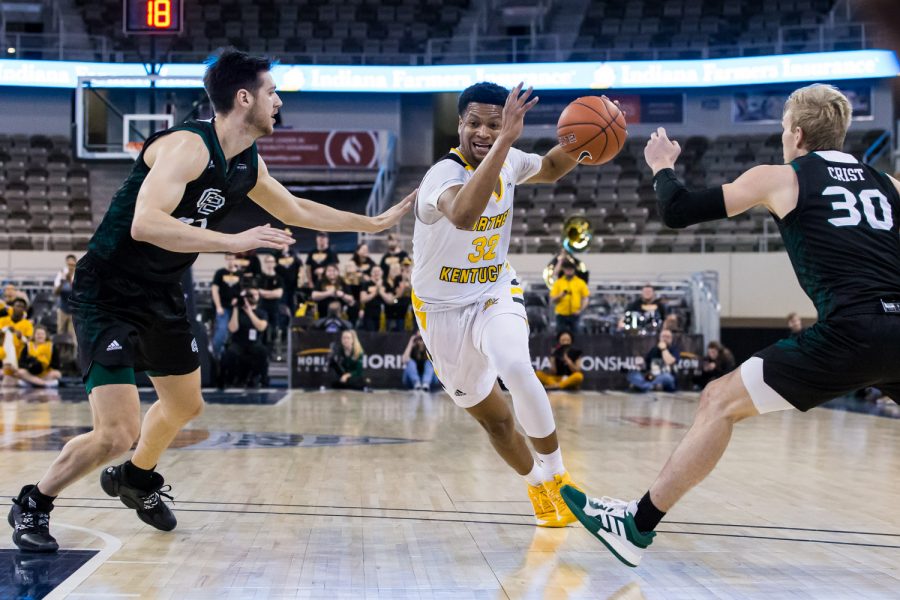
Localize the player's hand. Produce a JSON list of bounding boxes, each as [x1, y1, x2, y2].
[[644, 127, 681, 174], [368, 189, 415, 232], [499, 82, 539, 145], [228, 224, 295, 253]]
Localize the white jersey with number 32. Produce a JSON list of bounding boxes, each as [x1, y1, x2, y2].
[[411, 147, 542, 308]]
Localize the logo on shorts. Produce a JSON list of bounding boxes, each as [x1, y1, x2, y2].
[[454, 389, 466, 397], [191, 338, 198, 353], [482, 297, 499, 313], [881, 300, 900, 314], [106, 340, 122, 352], [197, 188, 226, 216]]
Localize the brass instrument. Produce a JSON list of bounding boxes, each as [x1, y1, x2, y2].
[[543, 216, 592, 288]]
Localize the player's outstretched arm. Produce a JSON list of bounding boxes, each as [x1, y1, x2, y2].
[[439, 82, 539, 228], [645, 127, 796, 228], [132, 132, 295, 253], [525, 144, 578, 184], [248, 157, 414, 233]]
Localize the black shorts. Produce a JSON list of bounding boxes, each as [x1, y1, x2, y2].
[[752, 313, 900, 411], [71, 253, 200, 380]]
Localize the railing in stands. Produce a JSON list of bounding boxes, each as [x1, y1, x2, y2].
[[862, 130, 892, 167], [363, 133, 398, 242]]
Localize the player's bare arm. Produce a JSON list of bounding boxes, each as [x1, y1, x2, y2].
[[525, 144, 578, 184], [645, 127, 797, 228], [438, 83, 539, 228], [248, 157, 414, 233], [132, 131, 295, 253]]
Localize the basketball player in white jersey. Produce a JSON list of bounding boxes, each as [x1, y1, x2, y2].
[[412, 82, 583, 526]]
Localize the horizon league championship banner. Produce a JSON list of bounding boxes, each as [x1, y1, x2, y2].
[[291, 330, 702, 391]]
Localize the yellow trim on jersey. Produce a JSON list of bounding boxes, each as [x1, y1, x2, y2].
[[510, 286, 524, 296], [411, 289, 427, 331], [449, 147, 505, 203]]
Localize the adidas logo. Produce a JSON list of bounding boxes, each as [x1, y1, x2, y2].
[[106, 340, 123, 351], [191, 338, 198, 353], [454, 389, 466, 397], [207, 160, 215, 170]]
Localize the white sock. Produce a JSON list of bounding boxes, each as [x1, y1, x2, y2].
[[537, 448, 565, 478], [523, 461, 545, 487]]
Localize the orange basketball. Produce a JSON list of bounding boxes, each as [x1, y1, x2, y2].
[[556, 96, 627, 165]]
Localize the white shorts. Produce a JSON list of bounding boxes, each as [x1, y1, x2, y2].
[[412, 285, 526, 408]]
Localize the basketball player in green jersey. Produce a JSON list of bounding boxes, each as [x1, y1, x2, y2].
[[8, 49, 413, 552], [561, 84, 900, 567]]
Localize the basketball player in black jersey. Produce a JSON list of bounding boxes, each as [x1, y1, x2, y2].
[[8, 50, 413, 552], [559, 84, 900, 567]]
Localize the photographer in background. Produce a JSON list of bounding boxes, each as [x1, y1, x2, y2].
[[401, 332, 437, 391], [535, 330, 585, 391], [53, 254, 77, 340], [219, 284, 269, 389], [627, 328, 681, 393], [693, 340, 736, 390]]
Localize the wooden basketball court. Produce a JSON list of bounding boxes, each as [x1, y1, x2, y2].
[[1, 387, 898, 599]]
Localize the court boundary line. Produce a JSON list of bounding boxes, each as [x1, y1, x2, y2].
[[43, 523, 122, 600], [57, 497, 900, 538], [50, 503, 900, 549]]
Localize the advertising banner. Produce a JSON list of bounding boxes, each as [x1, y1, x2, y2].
[[256, 130, 379, 169], [290, 329, 703, 391]]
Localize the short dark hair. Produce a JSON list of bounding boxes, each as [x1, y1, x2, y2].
[[458, 82, 508, 116], [316, 231, 329, 238], [557, 330, 574, 343], [203, 48, 273, 114], [11, 298, 27, 308], [65, 254, 76, 261]]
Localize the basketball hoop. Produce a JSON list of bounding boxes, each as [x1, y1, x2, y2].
[[125, 141, 144, 159]]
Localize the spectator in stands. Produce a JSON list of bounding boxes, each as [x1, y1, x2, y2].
[[329, 329, 371, 391], [359, 265, 391, 332], [549, 260, 590, 333], [624, 284, 667, 330], [693, 341, 736, 390], [341, 261, 363, 325], [787, 312, 804, 339], [306, 231, 339, 287], [210, 253, 243, 359], [0, 284, 28, 318], [401, 332, 437, 391], [384, 261, 411, 332], [380, 232, 409, 272], [351, 242, 376, 277], [257, 253, 285, 350], [53, 255, 78, 340], [220, 286, 269, 388], [312, 263, 356, 320], [535, 330, 585, 391], [294, 262, 315, 317], [313, 300, 353, 333], [275, 243, 303, 319], [0, 298, 33, 377], [627, 328, 681, 393], [9, 326, 61, 388]]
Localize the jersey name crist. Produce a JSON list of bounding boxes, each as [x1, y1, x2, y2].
[[411, 147, 541, 307]]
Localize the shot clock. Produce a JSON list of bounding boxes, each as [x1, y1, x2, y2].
[[123, 0, 183, 34]]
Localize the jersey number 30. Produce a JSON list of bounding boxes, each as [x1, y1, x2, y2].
[[825, 186, 893, 230]]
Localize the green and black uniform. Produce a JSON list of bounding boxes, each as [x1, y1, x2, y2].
[[754, 150, 900, 410], [71, 119, 258, 385]]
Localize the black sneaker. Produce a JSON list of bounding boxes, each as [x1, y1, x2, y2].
[[8, 485, 58, 553], [100, 465, 177, 531]]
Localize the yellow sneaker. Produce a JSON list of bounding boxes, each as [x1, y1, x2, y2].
[[544, 472, 583, 526], [527, 483, 565, 527]]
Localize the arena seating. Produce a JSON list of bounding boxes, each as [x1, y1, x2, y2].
[[392, 128, 887, 254], [75, 0, 472, 63], [0, 134, 92, 251], [570, 0, 842, 60]]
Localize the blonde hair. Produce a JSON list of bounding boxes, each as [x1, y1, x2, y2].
[[342, 329, 364, 360], [784, 84, 852, 152]]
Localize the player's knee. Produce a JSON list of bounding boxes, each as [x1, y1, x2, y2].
[[175, 393, 205, 422], [495, 357, 535, 388], [96, 424, 140, 458], [478, 413, 516, 442], [698, 376, 752, 423]]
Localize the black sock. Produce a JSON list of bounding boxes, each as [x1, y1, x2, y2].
[[123, 461, 156, 490], [27, 485, 57, 512], [633, 491, 666, 533]]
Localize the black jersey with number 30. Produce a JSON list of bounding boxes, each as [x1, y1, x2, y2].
[[88, 119, 258, 283], [775, 151, 900, 320]]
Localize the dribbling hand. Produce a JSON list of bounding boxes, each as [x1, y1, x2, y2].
[[369, 188, 416, 232], [644, 127, 681, 175], [229, 224, 295, 253], [499, 82, 539, 145]]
